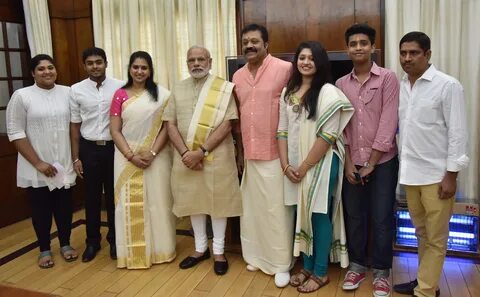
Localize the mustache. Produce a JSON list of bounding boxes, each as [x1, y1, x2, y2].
[[244, 47, 257, 54], [191, 68, 205, 72]]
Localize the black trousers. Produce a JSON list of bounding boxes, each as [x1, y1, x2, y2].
[[27, 187, 73, 252], [80, 138, 115, 247], [342, 156, 399, 271]]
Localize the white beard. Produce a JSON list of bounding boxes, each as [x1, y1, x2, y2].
[[190, 69, 209, 79]]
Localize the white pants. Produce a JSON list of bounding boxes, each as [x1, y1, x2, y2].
[[191, 214, 227, 255]]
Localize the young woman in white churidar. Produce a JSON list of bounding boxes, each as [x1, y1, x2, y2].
[[110, 51, 175, 269], [277, 41, 353, 293], [6, 54, 78, 268]]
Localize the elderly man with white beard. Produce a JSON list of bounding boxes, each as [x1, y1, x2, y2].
[[163, 46, 242, 275]]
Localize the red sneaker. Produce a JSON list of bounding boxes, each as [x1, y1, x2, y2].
[[342, 270, 366, 290], [373, 277, 391, 297]]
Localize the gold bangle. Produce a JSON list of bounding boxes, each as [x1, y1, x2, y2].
[[72, 158, 80, 164], [283, 164, 291, 174]]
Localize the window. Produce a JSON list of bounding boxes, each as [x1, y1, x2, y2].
[[0, 21, 32, 134]]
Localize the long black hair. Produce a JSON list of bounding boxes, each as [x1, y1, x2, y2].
[[285, 41, 332, 120], [122, 51, 158, 101]]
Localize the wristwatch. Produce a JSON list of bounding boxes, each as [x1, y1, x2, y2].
[[200, 145, 209, 157]]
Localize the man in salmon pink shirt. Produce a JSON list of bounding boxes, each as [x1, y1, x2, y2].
[[336, 24, 399, 297], [232, 23, 293, 288]]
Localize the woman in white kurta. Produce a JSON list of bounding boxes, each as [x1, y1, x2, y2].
[[6, 54, 78, 268], [277, 41, 353, 293], [110, 51, 175, 269]]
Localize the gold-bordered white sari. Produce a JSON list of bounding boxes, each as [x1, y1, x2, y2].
[[114, 86, 176, 269]]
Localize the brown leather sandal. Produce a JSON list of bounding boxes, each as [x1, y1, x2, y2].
[[289, 269, 312, 287], [297, 274, 329, 293]]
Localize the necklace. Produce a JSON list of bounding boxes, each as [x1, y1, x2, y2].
[[289, 94, 302, 113]]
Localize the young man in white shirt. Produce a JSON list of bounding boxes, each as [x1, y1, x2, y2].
[[70, 47, 124, 262], [393, 32, 469, 297]]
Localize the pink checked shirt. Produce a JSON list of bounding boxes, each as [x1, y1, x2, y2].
[[233, 54, 292, 160], [336, 62, 399, 166]]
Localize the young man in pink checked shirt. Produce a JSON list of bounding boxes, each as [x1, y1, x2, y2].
[[336, 24, 399, 297]]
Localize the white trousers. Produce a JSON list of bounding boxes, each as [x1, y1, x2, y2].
[[191, 214, 227, 255]]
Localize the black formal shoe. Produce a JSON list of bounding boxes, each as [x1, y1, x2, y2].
[[82, 245, 100, 262], [393, 279, 440, 297], [179, 248, 211, 269], [110, 244, 117, 260], [214, 258, 229, 275]]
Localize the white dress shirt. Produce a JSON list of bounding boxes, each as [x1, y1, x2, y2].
[[6, 84, 76, 189], [70, 77, 124, 140], [398, 65, 469, 185]]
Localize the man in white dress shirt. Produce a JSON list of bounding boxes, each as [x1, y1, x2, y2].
[[70, 47, 124, 262], [393, 32, 469, 297]]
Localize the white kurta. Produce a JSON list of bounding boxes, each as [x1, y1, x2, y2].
[[277, 91, 300, 206], [163, 75, 242, 218], [6, 84, 76, 190]]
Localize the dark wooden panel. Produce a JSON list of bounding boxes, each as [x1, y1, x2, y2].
[[48, 0, 90, 19], [0, 152, 30, 228], [0, 136, 29, 228], [0, 135, 16, 156], [305, 0, 355, 51], [354, 0, 383, 49], [237, 0, 383, 54], [72, 0, 91, 18], [266, 0, 306, 53], [242, 0, 267, 28], [0, 0, 24, 23], [50, 18, 78, 85], [73, 17, 94, 81], [49, 0, 93, 85]]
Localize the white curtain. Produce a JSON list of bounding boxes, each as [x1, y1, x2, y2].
[[22, 0, 53, 56], [385, 0, 480, 201], [92, 0, 237, 88]]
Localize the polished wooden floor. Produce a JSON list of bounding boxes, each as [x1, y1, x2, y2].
[[0, 211, 479, 297]]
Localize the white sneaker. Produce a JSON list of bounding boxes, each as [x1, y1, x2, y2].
[[246, 264, 259, 272], [274, 272, 290, 288]]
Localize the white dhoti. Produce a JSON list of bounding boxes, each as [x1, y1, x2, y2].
[[240, 159, 295, 274]]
